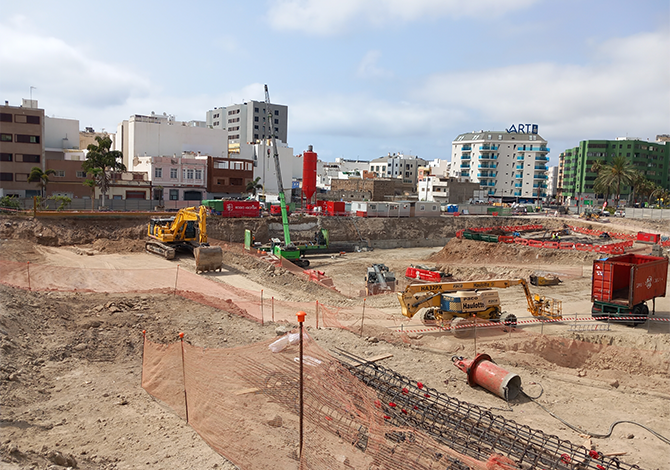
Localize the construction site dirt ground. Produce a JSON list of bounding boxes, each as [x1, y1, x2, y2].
[[0, 214, 669, 469]]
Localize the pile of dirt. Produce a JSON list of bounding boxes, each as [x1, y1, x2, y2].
[[430, 238, 600, 266]]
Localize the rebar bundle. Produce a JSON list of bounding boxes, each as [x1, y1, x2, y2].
[[339, 352, 640, 470]]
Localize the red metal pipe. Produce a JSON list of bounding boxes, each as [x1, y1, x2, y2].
[[452, 354, 521, 400]]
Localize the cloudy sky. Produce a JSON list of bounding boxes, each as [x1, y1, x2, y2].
[[1, 0, 668, 165]]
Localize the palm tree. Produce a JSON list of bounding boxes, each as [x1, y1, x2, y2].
[[27, 167, 56, 197], [590, 160, 610, 203], [594, 155, 635, 208], [245, 177, 263, 196], [82, 135, 125, 208]]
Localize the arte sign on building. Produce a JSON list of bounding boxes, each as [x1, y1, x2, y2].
[[506, 124, 539, 134]]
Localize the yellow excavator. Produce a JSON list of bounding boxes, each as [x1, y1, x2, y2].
[[146, 206, 223, 273], [397, 278, 562, 336]]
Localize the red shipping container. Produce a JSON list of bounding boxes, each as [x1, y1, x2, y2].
[[326, 201, 346, 216], [592, 254, 668, 307], [220, 200, 260, 218], [637, 232, 661, 243]]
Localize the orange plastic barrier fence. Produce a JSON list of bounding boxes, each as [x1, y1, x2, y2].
[[142, 333, 492, 470], [527, 240, 543, 248], [543, 241, 559, 249], [559, 242, 575, 250], [499, 236, 514, 243]]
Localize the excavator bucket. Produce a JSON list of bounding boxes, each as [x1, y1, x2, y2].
[[194, 246, 223, 273]]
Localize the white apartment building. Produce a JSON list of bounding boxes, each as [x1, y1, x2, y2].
[[206, 100, 288, 154], [450, 130, 549, 201], [116, 113, 227, 171], [546, 166, 559, 199], [369, 153, 428, 188], [237, 140, 299, 200], [316, 157, 369, 190]]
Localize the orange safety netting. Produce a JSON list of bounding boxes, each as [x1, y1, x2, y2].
[[142, 331, 497, 470]]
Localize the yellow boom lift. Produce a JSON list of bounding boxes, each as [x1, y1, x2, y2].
[[146, 206, 223, 273], [397, 278, 562, 336]]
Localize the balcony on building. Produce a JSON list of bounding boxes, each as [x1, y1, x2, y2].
[[515, 164, 524, 170], [514, 191, 522, 196], [516, 155, 524, 160], [479, 153, 497, 160], [460, 171, 469, 177], [461, 145, 472, 151], [460, 163, 470, 168], [534, 174, 548, 180], [488, 189, 496, 195], [461, 153, 471, 159], [536, 154, 549, 161], [534, 165, 548, 170], [477, 163, 497, 169], [514, 183, 522, 188], [479, 145, 499, 151], [486, 181, 496, 187], [514, 173, 523, 179]]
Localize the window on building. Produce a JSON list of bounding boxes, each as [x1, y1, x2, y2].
[[195, 169, 202, 180], [185, 169, 194, 179], [254, 116, 259, 122], [274, 119, 279, 124], [126, 191, 145, 199], [230, 178, 243, 186], [0, 113, 12, 122], [15, 173, 28, 182], [169, 189, 179, 200], [170, 168, 178, 179], [184, 190, 202, 201], [155, 167, 162, 178], [0, 173, 13, 181], [132, 173, 144, 180], [76, 171, 86, 178], [1, 134, 12, 142], [26, 115, 40, 124], [254, 107, 259, 112], [0, 153, 12, 161], [23, 154, 40, 163], [274, 110, 279, 116], [53, 170, 65, 177], [254, 134, 259, 140], [16, 135, 40, 144], [217, 178, 226, 185]]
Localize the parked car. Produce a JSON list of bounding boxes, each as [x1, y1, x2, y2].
[[614, 209, 625, 217]]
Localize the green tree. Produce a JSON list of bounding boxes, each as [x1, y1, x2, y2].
[[593, 155, 635, 208], [245, 176, 263, 196], [629, 171, 656, 205], [27, 167, 56, 197], [83, 168, 102, 210], [81, 135, 125, 207]]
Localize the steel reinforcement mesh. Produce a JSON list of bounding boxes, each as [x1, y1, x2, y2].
[[340, 355, 640, 470], [142, 333, 505, 470]]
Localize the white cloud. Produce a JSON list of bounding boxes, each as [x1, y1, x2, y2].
[[0, 16, 151, 111], [412, 30, 670, 141], [266, 0, 537, 35], [357, 50, 391, 79]]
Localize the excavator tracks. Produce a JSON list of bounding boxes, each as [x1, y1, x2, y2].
[[145, 240, 176, 260]]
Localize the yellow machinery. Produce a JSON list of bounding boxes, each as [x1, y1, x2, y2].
[[146, 206, 223, 273], [397, 278, 562, 335]]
